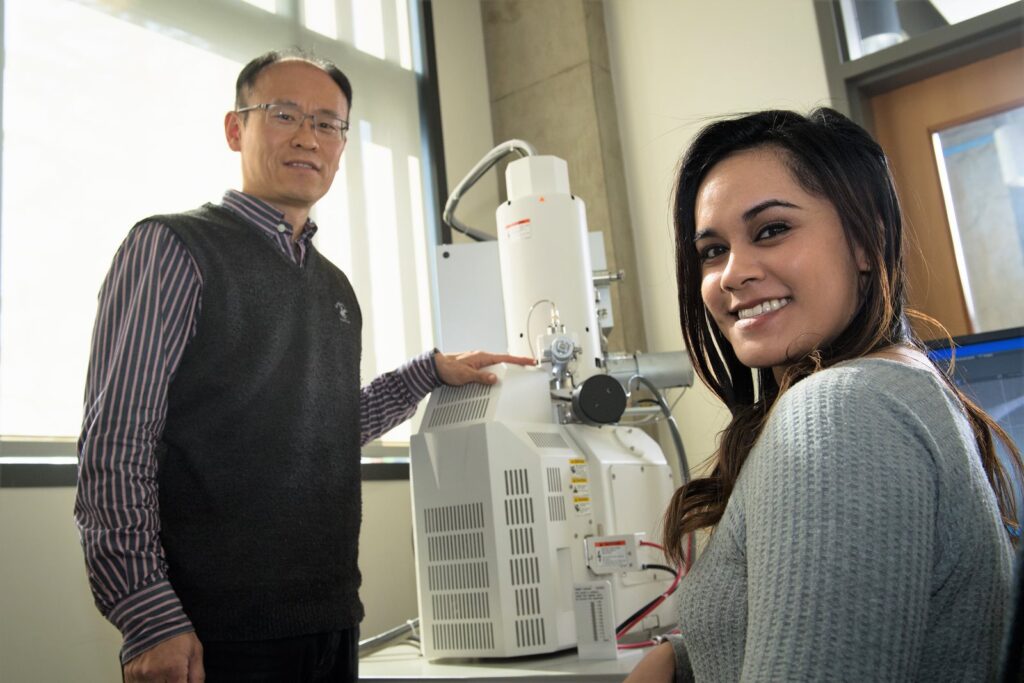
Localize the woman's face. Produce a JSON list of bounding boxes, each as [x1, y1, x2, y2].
[[694, 147, 867, 380]]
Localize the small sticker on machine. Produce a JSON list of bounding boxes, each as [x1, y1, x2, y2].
[[594, 543, 630, 569], [504, 218, 532, 241]]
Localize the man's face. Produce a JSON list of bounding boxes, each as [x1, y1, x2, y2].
[[225, 60, 349, 219]]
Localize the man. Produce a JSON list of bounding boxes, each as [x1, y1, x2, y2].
[[75, 49, 532, 682]]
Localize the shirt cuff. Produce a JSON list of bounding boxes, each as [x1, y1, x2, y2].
[[108, 579, 195, 665], [398, 349, 443, 397]]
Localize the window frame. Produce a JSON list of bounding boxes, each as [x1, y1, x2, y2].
[[814, 1, 1024, 128]]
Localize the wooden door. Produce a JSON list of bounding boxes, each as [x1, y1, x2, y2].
[[869, 46, 1024, 337]]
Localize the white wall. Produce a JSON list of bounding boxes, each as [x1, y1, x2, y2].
[[0, 487, 122, 681], [359, 480, 418, 636], [603, 0, 832, 468]]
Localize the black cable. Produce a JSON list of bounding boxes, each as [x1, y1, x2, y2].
[[616, 597, 660, 635], [615, 564, 680, 634]]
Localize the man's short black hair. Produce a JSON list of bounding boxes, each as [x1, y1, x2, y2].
[[235, 48, 353, 112]]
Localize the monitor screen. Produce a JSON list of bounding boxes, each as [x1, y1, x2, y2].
[[928, 327, 1024, 530]]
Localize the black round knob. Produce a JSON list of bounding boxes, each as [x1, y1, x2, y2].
[[571, 374, 627, 425]]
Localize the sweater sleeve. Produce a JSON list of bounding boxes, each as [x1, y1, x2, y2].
[[739, 365, 938, 681], [667, 634, 696, 683]]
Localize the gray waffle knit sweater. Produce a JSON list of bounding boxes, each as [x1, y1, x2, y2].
[[670, 358, 1014, 682]]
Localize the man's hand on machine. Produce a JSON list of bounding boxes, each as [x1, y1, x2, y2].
[[433, 350, 536, 386]]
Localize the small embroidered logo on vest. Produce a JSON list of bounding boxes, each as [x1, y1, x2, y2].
[[335, 301, 350, 324]]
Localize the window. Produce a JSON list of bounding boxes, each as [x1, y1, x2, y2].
[[0, 0, 437, 449], [837, 0, 1018, 60]]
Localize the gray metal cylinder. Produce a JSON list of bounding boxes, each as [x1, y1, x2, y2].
[[604, 351, 693, 391]]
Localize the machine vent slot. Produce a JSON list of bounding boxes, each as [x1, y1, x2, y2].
[[428, 561, 489, 591], [545, 467, 566, 520], [434, 382, 492, 406], [514, 587, 542, 617], [432, 622, 495, 652], [546, 467, 563, 492], [504, 468, 530, 496], [514, 617, 547, 648], [427, 384, 492, 428], [424, 503, 487, 563], [509, 556, 540, 586], [424, 502, 485, 534], [507, 527, 536, 556], [529, 432, 568, 449], [423, 500, 495, 654], [503, 468, 541, 596], [547, 495, 566, 522], [427, 398, 490, 428], [427, 531, 485, 562], [503, 496, 535, 526], [432, 591, 490, 620]]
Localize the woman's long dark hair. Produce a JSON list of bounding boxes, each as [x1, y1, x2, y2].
[[663, 108, 1022, 564]]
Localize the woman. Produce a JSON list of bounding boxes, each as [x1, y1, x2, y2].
[[626, 108, 1021, 682]]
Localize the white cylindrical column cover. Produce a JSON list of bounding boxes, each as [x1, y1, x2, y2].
[[496, 155, 602, 382]]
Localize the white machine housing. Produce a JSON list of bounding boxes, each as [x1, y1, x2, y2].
[[411, 153, 677, 659], [496, 156, 603, 381], [410, 365, 674, 658]]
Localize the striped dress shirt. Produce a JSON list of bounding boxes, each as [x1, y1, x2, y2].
[[75, 190, 440, 663]]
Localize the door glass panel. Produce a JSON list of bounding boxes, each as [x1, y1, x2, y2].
[[932, 104, 1024, 332]]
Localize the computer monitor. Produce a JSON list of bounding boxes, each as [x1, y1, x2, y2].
[[927, 327, 1024, 530]]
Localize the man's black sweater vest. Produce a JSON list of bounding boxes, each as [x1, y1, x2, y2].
[[153, 204, 363, 641]]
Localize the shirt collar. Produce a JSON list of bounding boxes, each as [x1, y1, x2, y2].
[[220, 190, 319, 242]]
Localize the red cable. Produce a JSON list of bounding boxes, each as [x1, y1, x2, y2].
[[617, 629, 683, 651], [640, 535, 696, 573], [615, 537, 694, 644], [618, 640, 656, 649], [616, 561, 683, 640], [614, 540, 696, 647]]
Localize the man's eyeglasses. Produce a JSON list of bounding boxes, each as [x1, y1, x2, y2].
[[236, 102, 349, 140]]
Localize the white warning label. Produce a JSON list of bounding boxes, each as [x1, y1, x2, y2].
[[593, 540, 630, 569], [503, 218, 532, 241]]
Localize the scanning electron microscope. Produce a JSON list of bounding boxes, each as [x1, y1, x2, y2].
[[409, 141, 693, 660]]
